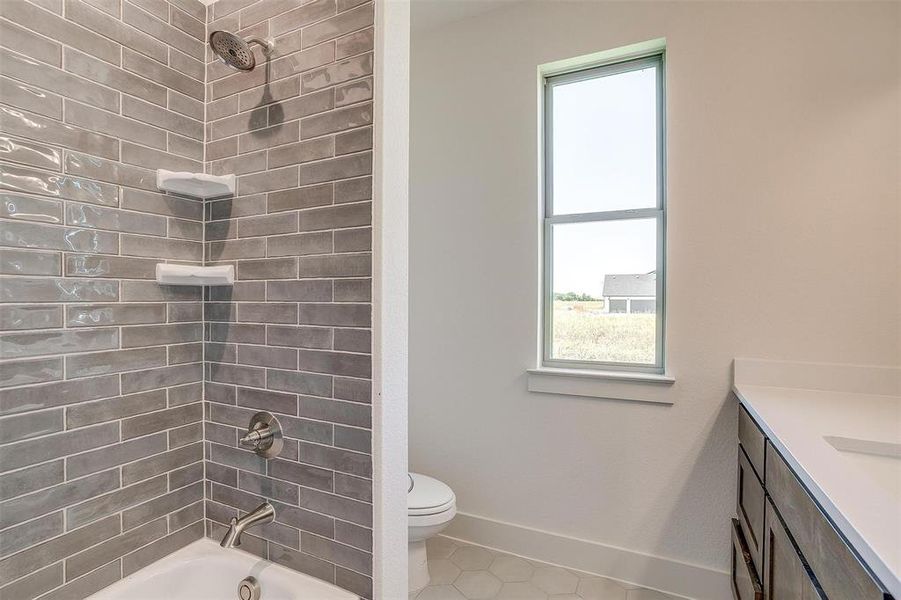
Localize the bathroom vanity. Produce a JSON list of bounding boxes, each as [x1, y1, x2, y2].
[[730, 360, 900, 600]]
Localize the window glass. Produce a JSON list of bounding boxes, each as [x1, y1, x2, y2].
[[550, 219, 657, 365], [551, 65, 658, 215]]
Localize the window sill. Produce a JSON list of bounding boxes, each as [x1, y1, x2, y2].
[[526, 367, 675, 404]]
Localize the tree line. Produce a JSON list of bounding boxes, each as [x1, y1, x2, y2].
[[553, 292, 600, 302]]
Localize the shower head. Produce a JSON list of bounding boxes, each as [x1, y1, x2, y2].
[[209, 31, 275, 71]]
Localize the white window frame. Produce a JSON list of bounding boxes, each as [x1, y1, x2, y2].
[[541, 52, 666, 375]]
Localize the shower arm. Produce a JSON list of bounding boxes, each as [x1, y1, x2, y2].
[[247, 37, 276, 56]]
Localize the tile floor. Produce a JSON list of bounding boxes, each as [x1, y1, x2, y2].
[[411, 536, 682, 600]]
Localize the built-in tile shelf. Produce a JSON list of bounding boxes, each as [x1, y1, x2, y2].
[[156, 169, 235, 199], [156, 264, 234, 286]]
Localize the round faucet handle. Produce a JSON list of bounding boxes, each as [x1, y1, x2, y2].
[[240, 412, 283, 459]]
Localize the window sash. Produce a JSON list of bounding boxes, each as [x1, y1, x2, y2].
[[542, 213, 664, 372], [545, 54, 665, 218], [541, 52, 666, 373]]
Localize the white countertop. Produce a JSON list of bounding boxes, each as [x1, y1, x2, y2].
[[733, 382, 901, 598]]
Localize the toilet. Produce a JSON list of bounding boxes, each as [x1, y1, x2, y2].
[[408, 472, 456, 592]]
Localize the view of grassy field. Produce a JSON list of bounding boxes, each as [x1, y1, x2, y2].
[[552, 301, 656, 364]]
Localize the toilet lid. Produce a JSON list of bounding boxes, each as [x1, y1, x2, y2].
[[408, 473, 455, 515]]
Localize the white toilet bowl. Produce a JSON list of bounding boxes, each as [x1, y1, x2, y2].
[[408, 472, 456, 593]]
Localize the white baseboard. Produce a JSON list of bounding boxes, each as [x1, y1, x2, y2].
[[443, 512, 730, 600]]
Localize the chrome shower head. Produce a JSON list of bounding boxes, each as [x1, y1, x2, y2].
[[209, 31, 275, 71]]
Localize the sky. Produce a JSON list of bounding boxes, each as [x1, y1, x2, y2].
[[551, 65, 658, 298]]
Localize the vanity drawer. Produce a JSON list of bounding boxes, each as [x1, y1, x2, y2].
[[731, 518, 763, 600], [766, 443, 887, 600], [762, 498, 823, 600], [738, 405, 766, 480], [737, 446, 765, 573]]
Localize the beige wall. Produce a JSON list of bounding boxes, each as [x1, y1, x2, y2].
[[409, 0, 900, 591]]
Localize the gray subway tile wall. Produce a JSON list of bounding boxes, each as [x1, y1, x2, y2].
[[0, 0, 374, 598], [0, 0, 207, 598], [202, 0, 373, 596]]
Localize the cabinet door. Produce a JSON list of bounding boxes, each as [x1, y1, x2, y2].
[[763, 499, 823, 600], [737, 447, 765, 572], [732, 519, 763, 600], [766, 443, 887, 599], [738, 405, 766, 480]]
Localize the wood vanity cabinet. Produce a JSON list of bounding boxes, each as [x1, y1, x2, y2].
[[733, 406, 766, 600], [733, 404, 892, 600], [762, 499, 822, 600], [732, 518, 763, 600], [737, 445, 765, 572]]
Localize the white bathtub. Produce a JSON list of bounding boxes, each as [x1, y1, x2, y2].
[[88, 539, 357, 600]]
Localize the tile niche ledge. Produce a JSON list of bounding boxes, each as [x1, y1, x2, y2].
[[527, 367, 675, 403]]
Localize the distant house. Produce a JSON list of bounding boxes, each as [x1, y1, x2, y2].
[[602, 272, 657, 313]]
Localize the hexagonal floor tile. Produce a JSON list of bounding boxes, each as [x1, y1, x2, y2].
[[532, 567, 579, 595], [429, 558, 462, 585], [423, 541, 674, 600], [496, 582, 548, 600], [418, 585, 468, 600], [454, 571, 503, 600], [427, 536, 459, 559], [450, 545, 495, 570], [489, 555, 535, 582], [576, 576, 627, 600]]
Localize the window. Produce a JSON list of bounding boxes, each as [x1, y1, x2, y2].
[[542, 53, 665, 373]]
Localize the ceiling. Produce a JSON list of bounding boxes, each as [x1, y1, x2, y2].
[[411, 0, 513, 33]]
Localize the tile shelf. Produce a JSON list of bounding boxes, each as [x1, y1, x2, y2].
[[155, 264, 234, 286], [154, 170, 236, 286], [156, 169, 235, 200]]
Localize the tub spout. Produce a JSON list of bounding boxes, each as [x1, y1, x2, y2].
[[220, 502, 275, 548]]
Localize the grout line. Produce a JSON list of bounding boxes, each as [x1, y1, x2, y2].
[[202, 0, 210, 531], [1, 0, 376, 591]]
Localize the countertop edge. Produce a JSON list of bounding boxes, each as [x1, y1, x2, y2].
[[732, 384, 900, 599]]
